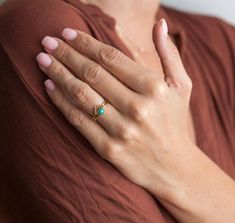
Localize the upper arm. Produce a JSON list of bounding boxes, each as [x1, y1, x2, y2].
[[0, 0, 92, 104]]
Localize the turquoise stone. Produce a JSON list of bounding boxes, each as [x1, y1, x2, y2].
[[98, 107, 105, 115]]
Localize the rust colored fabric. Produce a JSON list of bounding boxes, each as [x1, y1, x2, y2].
[[0, 0, 235, 222]]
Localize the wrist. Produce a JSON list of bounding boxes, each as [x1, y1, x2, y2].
[[147, 143, 235, 223], [145, 140, 199, 200]]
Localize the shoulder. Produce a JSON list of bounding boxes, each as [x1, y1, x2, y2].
[[0, 0, 92, 104], [0, 0, 90, 46]]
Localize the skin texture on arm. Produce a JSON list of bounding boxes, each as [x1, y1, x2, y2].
[[36, 19, 235, 222], [156, 143, 235, 223]]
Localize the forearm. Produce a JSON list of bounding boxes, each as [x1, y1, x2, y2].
[[147, 143, 235, 223]]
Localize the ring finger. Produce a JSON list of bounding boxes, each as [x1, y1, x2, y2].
[[41, 36, 136, 116], [37, 52, 130, 138]]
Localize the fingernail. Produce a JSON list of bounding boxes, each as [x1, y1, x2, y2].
[[42, 36, 59, 51], [161, 19, 168, 37], [44, 79, 55, 91], [36, 53, 52, 67], [62, 28, 77, 40]]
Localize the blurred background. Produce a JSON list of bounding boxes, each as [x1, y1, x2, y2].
[[0, 0, 235, 25], [162, 0, 235, 25]]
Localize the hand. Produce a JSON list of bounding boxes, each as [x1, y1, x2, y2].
[[36, 19, 194, 199], [36, 19, 235, 223]]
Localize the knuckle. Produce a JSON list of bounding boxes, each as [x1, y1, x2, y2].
[[59, 46, 72, 61], [103, 141, 123, 161], [75, 35, 89, 53], [185, 76, 193, 91], [56, 95, 66, 111], [118, 123, 137, 141], [154, 83, 168, 100], [71, 83, 90, 105], [50, 64, 64, 80], [180, 75, 193, 94], [128, 100, 148, 122], [83, 64, 102, 84], [69, 109, 84, 128], [100, 47, 122, 65], [146, 78, 167, 98]]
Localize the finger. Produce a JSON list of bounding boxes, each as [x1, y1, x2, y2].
[[60, 28, 162, 93], [41, 36, 136, 113], [44, 79, 113, 159], [36, 52, 132, 139], [152, 19, 192, 90]]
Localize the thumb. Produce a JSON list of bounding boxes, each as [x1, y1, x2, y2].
[[152, 19, 191, 90]]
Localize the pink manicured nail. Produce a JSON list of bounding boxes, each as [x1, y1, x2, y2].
[[44, 79, 55, 91], [62, 28, 77, 40], [161, 19, 168, 37], [36, 53, 52, 67], [42, 36, 59, 51]]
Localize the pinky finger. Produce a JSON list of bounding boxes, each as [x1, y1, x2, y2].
[[44, 79, 111, 159]]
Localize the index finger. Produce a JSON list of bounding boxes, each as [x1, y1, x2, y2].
[[61, 28, 163, 94]]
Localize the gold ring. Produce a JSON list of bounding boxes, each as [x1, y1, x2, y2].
[[92, 99, 109, 121]]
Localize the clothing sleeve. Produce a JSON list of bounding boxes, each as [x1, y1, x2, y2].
[[0, 1, 167, 223]]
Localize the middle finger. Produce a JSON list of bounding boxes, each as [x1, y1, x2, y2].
[[36, 52, 131, 139], [41, 36, 137, 115]]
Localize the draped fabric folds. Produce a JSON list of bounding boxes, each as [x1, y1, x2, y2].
[[0, 0, 235, 222]]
